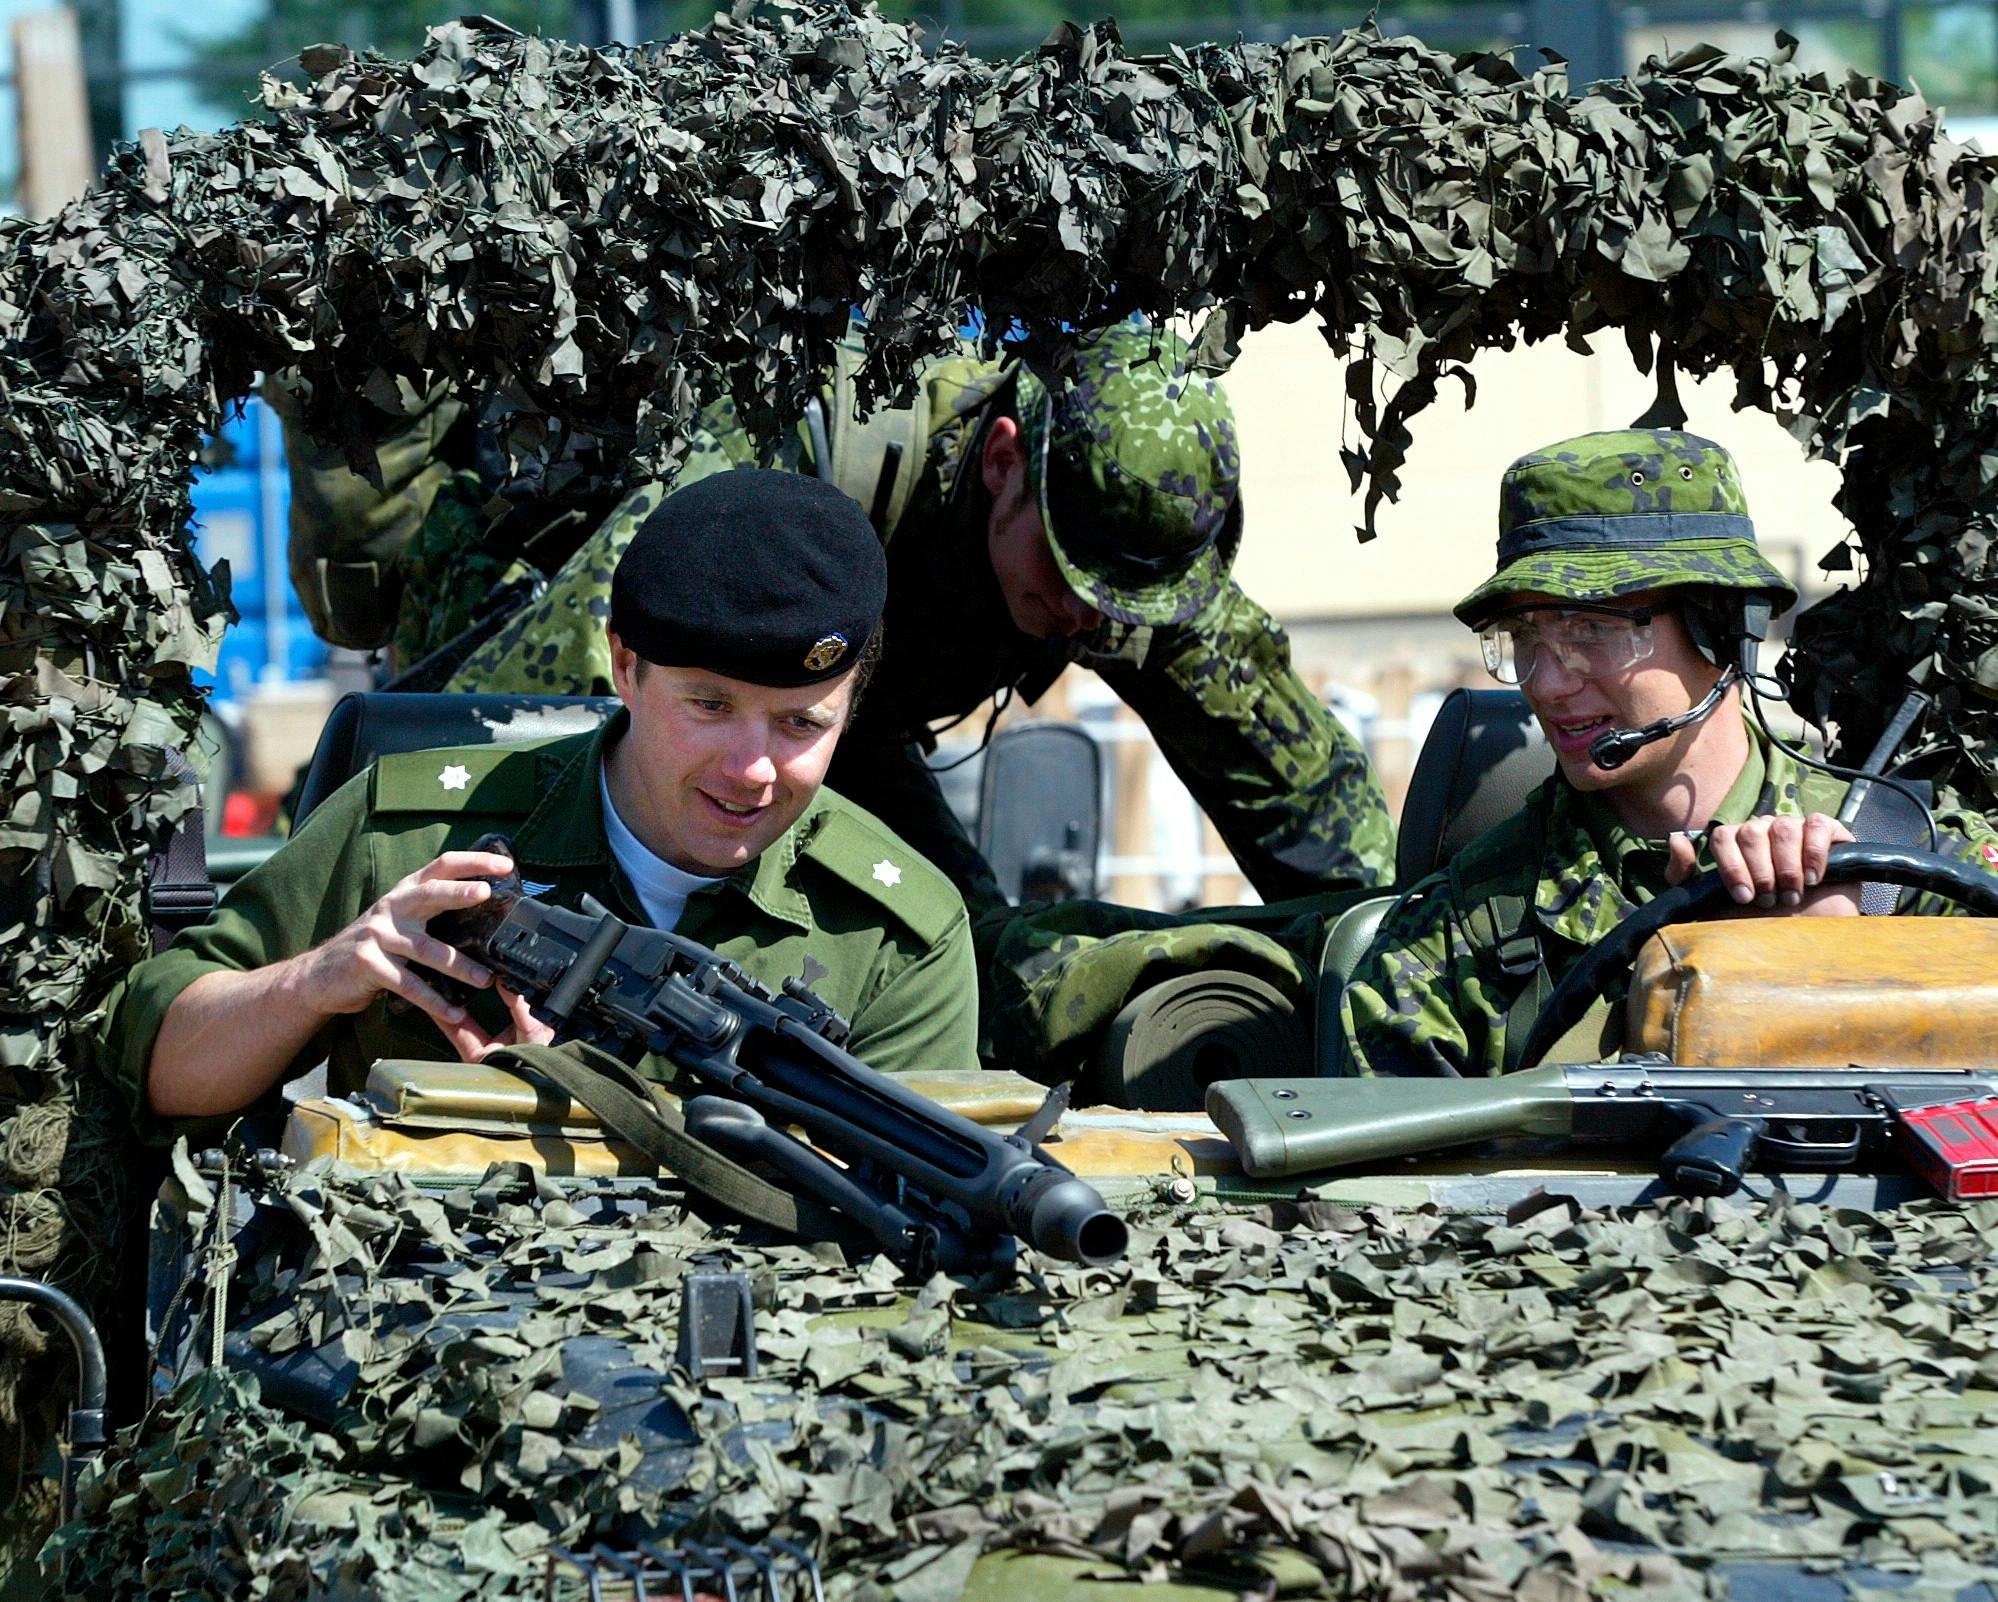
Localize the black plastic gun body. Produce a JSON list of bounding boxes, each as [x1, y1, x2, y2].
[[436, 881, 1127, 1277]]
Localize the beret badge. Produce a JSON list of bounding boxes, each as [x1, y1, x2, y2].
[[803, 633, 850, 673]]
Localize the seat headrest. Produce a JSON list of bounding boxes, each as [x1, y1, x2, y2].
[[1396, 688, 1552, 885], [293, 693, 621, 825], [976, 723, 1102, 902]]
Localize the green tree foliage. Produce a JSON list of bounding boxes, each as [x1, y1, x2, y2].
[[187, 0, 577, 120], [183, 0, 1520, 124]]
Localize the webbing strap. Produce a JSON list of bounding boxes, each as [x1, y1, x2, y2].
[[1500, 962, 1558, 1075], [487, 1043, 856, 1246], [1448, 808, 1557, 1075], [204, 1160, 235, 1372], [145, 747, 215, 954]]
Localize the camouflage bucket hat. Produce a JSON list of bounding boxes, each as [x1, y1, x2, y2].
[[1018, 324, 1242, 628], [1453, 429, 1799, 628]]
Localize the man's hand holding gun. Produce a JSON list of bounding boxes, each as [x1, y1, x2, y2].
[[430, 842, 1127, 1278]]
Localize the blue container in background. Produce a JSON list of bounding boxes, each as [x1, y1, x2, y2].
[[189, 393, 328, 704]]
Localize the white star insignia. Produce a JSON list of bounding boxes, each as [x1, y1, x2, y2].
[[871, 858, 902, 888], [438, 763, 471, 792]]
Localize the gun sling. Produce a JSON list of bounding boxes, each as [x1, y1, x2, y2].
[[487, 1042, 862, 1248]]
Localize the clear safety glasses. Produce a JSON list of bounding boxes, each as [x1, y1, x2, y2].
[[1478, 604, 1663, 687]]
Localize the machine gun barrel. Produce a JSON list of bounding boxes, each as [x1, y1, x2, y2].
[[435, 883, 1127, 1274], [1207, 1064, 1998, 1198]]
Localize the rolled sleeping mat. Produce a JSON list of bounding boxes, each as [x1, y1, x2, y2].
[[1085, 970, 1310, 1111]]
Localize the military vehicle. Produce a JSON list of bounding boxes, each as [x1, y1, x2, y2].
[[29, 683, 1998, 1601], [6, 6, 1998, 1599]]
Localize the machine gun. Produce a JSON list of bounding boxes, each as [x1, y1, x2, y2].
[[1208, 1063, 1998, 1199], [432, 858, 1127, 1277]]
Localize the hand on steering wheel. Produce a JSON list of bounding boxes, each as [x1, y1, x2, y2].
[[1514, 842, 1998, 1070]]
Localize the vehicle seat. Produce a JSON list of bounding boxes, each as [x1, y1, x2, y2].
[[293, 692, 620, 826], [1315, 688, 1551, 1073], [976, 722, 1101, 902], [1393, 687, 1551, 886]]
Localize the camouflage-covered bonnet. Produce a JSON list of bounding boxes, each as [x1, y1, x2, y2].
[[1453, 429, 1799, 627], [1018, 324, 1242, 627]]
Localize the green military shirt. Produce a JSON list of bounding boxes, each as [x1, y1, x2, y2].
[[100, 714, 977, 1125], [1341, 716, 1998, 1077], [416, 349, 1396, 910]]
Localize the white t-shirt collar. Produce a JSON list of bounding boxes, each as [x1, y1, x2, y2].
[[599, 771, 723, 931]]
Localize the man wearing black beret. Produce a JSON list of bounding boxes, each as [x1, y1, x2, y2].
[[103, 471, 978, 1123]]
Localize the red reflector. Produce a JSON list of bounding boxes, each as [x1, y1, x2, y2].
[[1895, 1095, 1998, 1202], [222, 791, 281, 838]]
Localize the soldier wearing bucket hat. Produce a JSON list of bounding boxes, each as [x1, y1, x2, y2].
[[340, 321, 1395, 929], [1340, 428, 1998, 1079]]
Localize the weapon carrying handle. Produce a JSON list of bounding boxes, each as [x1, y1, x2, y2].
[[541, 910, 624, 1026]]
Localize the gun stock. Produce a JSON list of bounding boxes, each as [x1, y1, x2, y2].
[[1206, 1067, 1578, 1179]]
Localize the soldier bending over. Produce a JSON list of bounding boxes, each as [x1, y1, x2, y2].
[[292, 324, 1397, 918]]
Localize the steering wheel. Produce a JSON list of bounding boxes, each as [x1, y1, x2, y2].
[[1514, 842, 1998, 1070]]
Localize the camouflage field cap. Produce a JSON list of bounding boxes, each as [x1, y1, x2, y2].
[[1453, 429, 1799, 627], [1017, 324, 1242, 628]]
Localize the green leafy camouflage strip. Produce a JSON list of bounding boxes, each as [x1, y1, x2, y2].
[[1019, 324, 1241, 628], [49, 1158, 1998, 1598], [1342, 716, 1998, 1077], [1456, 430, 1796, 624]]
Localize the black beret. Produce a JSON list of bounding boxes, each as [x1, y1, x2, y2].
[[610, 468, 887, 686]]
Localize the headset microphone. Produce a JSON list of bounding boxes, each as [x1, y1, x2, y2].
[[1587, 667, 1741, 771]]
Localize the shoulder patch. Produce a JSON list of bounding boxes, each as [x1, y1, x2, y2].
[[799, 806, 962, 947], [371, 742, 544, 816]]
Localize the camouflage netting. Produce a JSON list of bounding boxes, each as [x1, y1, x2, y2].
[[5, 0, 1998, 1548], [48, 1164, 1998, 1598]]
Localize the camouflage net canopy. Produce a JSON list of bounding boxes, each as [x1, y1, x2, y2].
[[5, 0, 1998, 1529], [50, 1166, 1998, 1599]]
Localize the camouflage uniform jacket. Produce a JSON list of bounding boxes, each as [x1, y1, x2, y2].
[[100, 714, 977, 1131], [439, 351, 1395, 911], [1340, 716, 1998, 1077]]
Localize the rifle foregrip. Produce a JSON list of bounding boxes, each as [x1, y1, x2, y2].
[[1206, 1066, 1576, 1179]]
